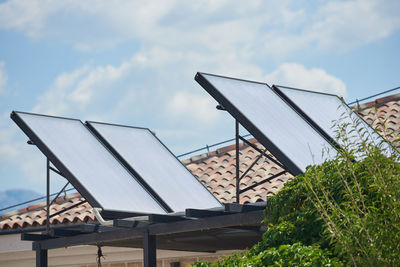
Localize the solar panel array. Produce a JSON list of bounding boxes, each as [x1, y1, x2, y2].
[[11, 111, 222, 217], [11, 72, 392, 218], [195, 73, 337, 175]]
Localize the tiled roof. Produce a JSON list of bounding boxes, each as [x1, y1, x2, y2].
[[355, 93, 400, 147], [184, 139, 291, 204], [1, 92, 399, 231], [0, 193, 95, 230]]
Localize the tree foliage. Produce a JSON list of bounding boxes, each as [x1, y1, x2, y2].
[[193, 109, 400, 266]]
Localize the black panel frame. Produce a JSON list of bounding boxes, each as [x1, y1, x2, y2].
[[272, 85, 343, 152], [196, 73, 308, 175], [86, 120, 222, 211], [11, 111, 101, 210], [86, 121, 173, 213], [11, 111, 167, 217], [273, 85, 399, 154]]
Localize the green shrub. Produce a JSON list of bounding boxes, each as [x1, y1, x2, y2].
[[193, 108, 400, 266], [192, 243, 342, 267], [300, 108, 400, 266], [302, 141, 400, 264]]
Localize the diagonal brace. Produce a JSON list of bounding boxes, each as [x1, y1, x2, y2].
[[239, 170, 287, 194], [238, 148, 268, 182], [239, 136, 285, 169], [49, 200, 87, 219]]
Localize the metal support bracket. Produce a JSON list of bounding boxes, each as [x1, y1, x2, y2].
[[186, 208, 226, 218], [46, 159, 50, 234], [36, 245, 48, 267], [44, 159, 84, 233], [233, 120, 288, 203], [143, 230, 156, 267]]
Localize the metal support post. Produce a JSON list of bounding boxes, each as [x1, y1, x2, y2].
[[46, 159, 50, 234], [36, 246, 48, 267], [143, 230, 156, 267], [235, 120, 240, 204]]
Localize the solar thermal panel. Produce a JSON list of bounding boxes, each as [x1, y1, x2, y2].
[[195, 73, 338, 175], [11, 111, 167, 215], [273, 86, 394, 157], [86, 122, 223, 213]]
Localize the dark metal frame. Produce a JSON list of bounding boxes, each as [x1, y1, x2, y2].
[[195, 73, 303, 176], [273, 84, 339, 97], [273, 85, 399, 154], [14, 111, 271, 267], [86, 121, 223, 214], [30, 209, 264, 248], [11, 111, 102, 210], [272, 85, 343, 152], [86, 121, 173, 213], [194, 73, 294, 203], [232, 120, 288, 203], [10, 111, 168, 218], [27, 208, 265, 267], [44, 159, 88, 232], [195, 73, 368, 202]]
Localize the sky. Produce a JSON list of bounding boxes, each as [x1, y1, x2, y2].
[[0, 0, 399, 198]]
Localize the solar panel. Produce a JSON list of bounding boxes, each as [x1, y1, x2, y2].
[[273, 86, 393, 157], [11, 111, 167, 215], [86, 122, 223, 212], [195, 73, 338, 175]]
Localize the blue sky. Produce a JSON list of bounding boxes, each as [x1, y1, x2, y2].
[[0, 0, 399, 197]]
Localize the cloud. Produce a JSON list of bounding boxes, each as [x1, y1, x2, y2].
[[32, 65, 90, 115], [0, 0, 398, 55], [167, 91, 220, 124], [32, 60, 133, 116], [265, 63, 347, 97], [0, 61, 7, 93], [309, 0, 400, 51]]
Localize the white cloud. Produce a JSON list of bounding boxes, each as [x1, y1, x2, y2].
[[167, 91, 220, 124], [1, 0, 398, 55], [32, 65, 89, 115], [0, 61, 7, 93], [68, 62, 132, 105], [309, 0, 400, 51], [32, 60, 133, 116], [265, 63, 347, 97]]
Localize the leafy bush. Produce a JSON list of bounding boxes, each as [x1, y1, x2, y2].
[[302, 112, 400, 266], [193, 243, 342, 267], [193, 108, 400, 266], [302, 148, 400, 266]]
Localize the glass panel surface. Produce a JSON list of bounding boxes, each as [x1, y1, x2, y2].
[[202, 74, 337, 172], [88, 122, 223, 212], [276, 86, 393, 157], [15, 112, 166, 214]]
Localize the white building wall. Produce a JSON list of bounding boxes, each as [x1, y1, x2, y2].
[[0, 234, 232, 267]]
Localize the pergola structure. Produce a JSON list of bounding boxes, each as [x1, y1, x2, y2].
[[25, 206, 265, 267]]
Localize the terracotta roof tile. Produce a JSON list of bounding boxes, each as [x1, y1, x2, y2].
[[355, 94, 400, 147], [0, 193, 95, 230], [1, 93, 399, 231]]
